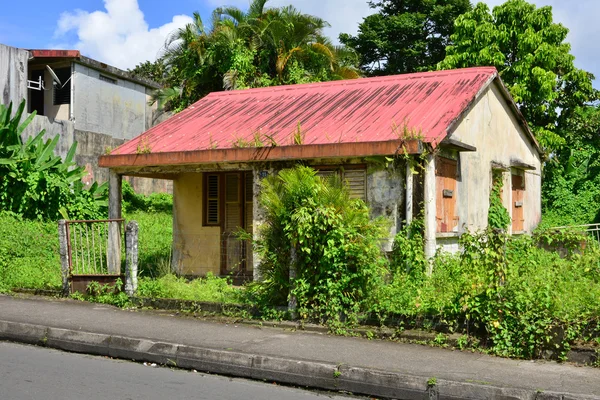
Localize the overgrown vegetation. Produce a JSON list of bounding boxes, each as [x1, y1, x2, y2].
[[0, 101, 107, 220], [248, 166, 388, 328], [378, 227, 600, 360], [138, 273, 244, 304]]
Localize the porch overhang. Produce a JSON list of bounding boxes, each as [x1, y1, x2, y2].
[[99, 139, 424, 174]]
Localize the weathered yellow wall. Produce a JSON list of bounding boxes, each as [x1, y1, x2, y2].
[[448, 82, 542, 239], [172, 173, 221, 276]]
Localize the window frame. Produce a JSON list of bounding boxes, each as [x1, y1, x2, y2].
[[435, 156, 459, 233], [511, 169, 526, 233], [52, 67, 72, 106]]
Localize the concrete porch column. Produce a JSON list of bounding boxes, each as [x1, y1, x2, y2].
[[252, 168, 264, 282], [108, 169, 122, 274], [423, 153, 436, 274], [405, 159, 414, 226]]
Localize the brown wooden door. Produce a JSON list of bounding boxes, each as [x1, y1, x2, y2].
[[223, 173, 243, 274], [221, 172, 253, 276], [511, 174, 525, 232], [244, 172, 253, 272], [436, 158, 459, 233]]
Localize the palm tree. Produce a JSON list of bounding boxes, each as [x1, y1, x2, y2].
[[153, 1, 361, 110]]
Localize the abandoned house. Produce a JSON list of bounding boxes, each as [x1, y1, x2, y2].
[[98, 67, 543, 280], [0, 43, 167, 192]]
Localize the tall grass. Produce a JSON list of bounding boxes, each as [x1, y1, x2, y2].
[[0, 212, 61, 292]]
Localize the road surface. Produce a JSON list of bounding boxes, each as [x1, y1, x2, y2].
[[0, 341, 361, 400]]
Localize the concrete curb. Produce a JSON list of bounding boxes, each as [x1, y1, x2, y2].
[[0, 320, 598, 400]]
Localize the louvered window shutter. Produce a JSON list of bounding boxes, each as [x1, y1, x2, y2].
[[206, 174, 219, 225], [343, 169, 367, 201]]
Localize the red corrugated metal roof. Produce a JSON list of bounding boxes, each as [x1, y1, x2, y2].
[[111, 67, 498, 158]]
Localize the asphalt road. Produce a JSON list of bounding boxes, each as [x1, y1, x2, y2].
[[0, 342, 359, 400]]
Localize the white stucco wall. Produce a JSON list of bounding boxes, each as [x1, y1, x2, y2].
[[73, 63, 147, 139], [437, 81, 542, 252]]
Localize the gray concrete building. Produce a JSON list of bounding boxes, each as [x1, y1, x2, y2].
[[0, 43, 169, 193]]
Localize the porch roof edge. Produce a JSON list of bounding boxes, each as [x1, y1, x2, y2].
[[99, 139, 423, 171]]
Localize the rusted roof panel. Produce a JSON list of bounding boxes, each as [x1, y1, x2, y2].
[[110, 67, 498, 159], [29, 49, 81, 58]]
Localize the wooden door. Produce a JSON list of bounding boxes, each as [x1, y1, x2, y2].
[[436, 158, 459, 233], [511, 174, 525, 232], [223, 173, 243, 274], [244, 172, 253, 272]]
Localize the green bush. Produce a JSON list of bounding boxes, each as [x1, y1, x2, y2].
[[378, 227, 600, 359], [137, 273, 245, 304], [123, 181, 173, 213], [0, 101, 107, 220], [251, 166, 388, 327]]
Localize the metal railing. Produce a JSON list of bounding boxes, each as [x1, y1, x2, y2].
[[548, 223, 600, 243], [65, 219, 125, 275]]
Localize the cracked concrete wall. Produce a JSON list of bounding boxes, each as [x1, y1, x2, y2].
[[448, 82, 542, 235], [367, 166, 405, 252], [73, 63, 148, 139], [0, 44, 27, 108]]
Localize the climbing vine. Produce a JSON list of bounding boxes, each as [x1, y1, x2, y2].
[[488, 170, 511, 230]]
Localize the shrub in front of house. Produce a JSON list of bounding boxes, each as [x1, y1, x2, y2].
[[248, 166, 389, 328]]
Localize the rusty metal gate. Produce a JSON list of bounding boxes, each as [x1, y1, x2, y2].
[[64, 219, 125, 294]]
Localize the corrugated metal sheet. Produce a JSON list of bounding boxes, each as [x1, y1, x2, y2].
[[111, 67, 498, 157], [29, 49, 81, 58]]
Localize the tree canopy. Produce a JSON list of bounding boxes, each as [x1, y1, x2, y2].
[[438, 0, 596, 150], [339, 0, 472, 75], [133, 1, 360, 112]]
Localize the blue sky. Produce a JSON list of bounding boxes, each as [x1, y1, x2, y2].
[[2, 0, 599, 86]]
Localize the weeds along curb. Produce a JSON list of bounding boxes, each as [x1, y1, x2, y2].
[[10, 292, 600, 366], [1, 319, 597, 400], [130, 297, 600, 366]]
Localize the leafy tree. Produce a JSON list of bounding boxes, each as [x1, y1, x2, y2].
[[0, 101, 106, 220], [128, 58, 167, 85], [438, 0, 596, 150], [541, 105, 600, 225], [339, 0, 472, 75]]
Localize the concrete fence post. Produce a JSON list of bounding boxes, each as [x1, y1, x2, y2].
[[107, 170, 122, 274], [57, 220, 70, 297], [125, 220, 139, 296]]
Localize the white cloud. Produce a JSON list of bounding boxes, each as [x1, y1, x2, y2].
[[53, 0, 193, 70]]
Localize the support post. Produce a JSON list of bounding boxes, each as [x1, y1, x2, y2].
[[288, 245, 297, 319], [108, 170, 122, 274], [125, 220, 139, 296], [252, 168, 266, 282], [405, 159, 414, 226], [58, 220, 70, 296], [423, 153, 437, 274]]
